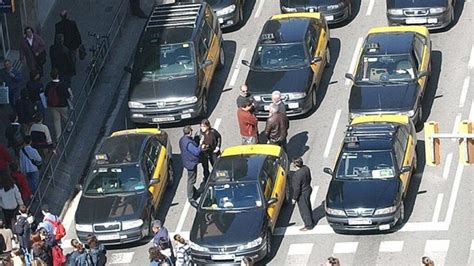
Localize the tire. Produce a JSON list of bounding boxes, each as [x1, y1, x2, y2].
[[325, 46, 331, 68], [264, 230, 272, 259], [200, 94, 208, 117], [415, 105, 423, 128], [217, 46, 225, 70], [237, 5, 244, 26], [284, 183, 291, 205], [147, 211, 155, 237], [167, 159, 174, 189], [396, 201, 405, 225], [311, 85, 318, 109]]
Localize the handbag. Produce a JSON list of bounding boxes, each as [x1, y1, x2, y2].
[[0, 82, 9, 105], [21, 147, 42, 168], [78, 44, 87, 60]]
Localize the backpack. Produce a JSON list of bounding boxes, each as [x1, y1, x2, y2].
[[12, 124, 24, 147], [45, 217, 66, 240], [89, 245, 107, 266], [52, 245, 66, 266], [47, 83, 62, 107]]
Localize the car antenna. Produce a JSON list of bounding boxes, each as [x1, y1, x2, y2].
[[378, 93, 382, 112]]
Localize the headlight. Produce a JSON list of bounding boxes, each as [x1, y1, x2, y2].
[[327, 3, 344, 10], [216, 5, 236, 16], [189, 241, 210, 252], [253, 95, 262, 101], [388, 9, 403, 15], [75, 224, 93, 232], [429, 7, 446, 14], [179, 96, 198, 105], [398, 110, 415, 117], [128, 101, 146, 109], [325, 207, 346, 216], [374, 206, 397, 215], [282, 6, 297, 12], [122, 219, 143, 230], [287, 92, 306, 100], [236, 237, 263, 251]]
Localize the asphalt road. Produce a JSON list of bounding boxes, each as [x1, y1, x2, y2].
[[61, 0, 474, 265]]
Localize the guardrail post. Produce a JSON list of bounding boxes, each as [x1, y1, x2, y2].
[[459, 120, 474, 165], [424, 121, 440, 166]]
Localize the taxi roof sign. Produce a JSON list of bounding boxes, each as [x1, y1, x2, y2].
[[95, 154, 109, 163]]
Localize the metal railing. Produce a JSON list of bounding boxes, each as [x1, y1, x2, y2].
[[28, 0, 129, 216]]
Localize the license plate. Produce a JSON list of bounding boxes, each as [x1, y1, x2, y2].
[[264, 105, 270, 111], [152, 117, 175, 122], [211, 254, 235, 261], [406, 18, 427, 24], [348, 218, 372, 225], [427, 18, 438, 23], [288, 102, 299, 109], [97, 234, 120, 241], [325, 15, 334, 21]]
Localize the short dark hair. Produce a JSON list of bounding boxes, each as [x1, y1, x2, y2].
[[24, 135, 32, 144], [24, 26, 34, 35], [41, 204, 50, 213], [8, 113, 18, 123], [183, 125, 193, 135], [242, 98, 252, 108], [292, 157, 303, 168], [50, 68, 59, 79], [33, 112, 43, 123]]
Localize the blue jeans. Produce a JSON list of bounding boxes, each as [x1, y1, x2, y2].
[[26, 171, 39, 193]]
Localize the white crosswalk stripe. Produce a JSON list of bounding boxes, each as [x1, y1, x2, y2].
[[379, 241, 404, 253], [424, 240, 450, 266], [333, 242, 358, 254], [468, 240, 474, 265], [285, 243, 314, 265]]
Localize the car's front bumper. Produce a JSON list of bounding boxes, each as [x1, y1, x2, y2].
[[254, 98, 312, 118], [129, 102, 201, 124], [387, 11, 452, 30], [76, 226, 146, 245], [326, 208, 402, 232], [217, 11, 240, 28], [191, 242, 267, 264], [280, 5, 350, 24]]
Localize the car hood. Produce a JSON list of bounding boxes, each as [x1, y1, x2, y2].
[[190, 208, 265, 247], [282, 0, 343, 8], [349, 83, 417, 113], [206, 0, 237, 10], [245, 67, 312, 94], [326, 178, 400, 210], [129, 75, 198, 103], [75, 192, 147, 224], [387, 0, 448, 9]]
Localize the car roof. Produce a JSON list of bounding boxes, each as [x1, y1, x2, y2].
[[260, 18, 311, 44], [343, 121, 402, 151], [210, 154, 267, 183], [365, 31, 415, 55], [221, 144, 282, 157], [98, 134, 149, 164], [351, 115, 409, 125]]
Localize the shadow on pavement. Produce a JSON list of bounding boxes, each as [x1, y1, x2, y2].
[[419, 50, 442, 131]]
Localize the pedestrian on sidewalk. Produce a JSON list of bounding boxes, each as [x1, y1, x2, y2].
[[9, 163, 33, 204], [263, 103, 289, 149], [0, 219, 14, 254], [45, 69, 73, 141], [0, 173, 24, 228], [30, 231, 52, 265], [236, 84, 255, 109], [55, 10, 82, 65], [26, 71, 46, 117], [86, 235, 107, 266], [149, 246, 172, 266], [19, 27, 47, 78], [14, 205, 34, 251], [129, 0, 147, 18], [49, 34, 76, 88], [173, 234, 191, 266], [19, 136, 42, 193], [422, 256, 435, 266], [0, 59, 23, 107], [326, 256, 340, 266], [15, 88, 40, 134], [237, 98, 258, 145], [0, 144, 13, 172], [179, 126, 203, 205], [291, 157, 314, 231], [29, 113, 54, 158], [271, 90, 286, 114], [4, 113, 24, 156]]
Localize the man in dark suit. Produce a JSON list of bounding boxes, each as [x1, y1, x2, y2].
[[54, 10, 82, 64]]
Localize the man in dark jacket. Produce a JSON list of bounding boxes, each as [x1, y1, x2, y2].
[[179, 126, 202, 206], [15, 88, 39, 133], [50, 33, 75, 87], [4, 113, 24, 155], [291, 157, 314, 231], [0, 59, 23, 107], [45, 69, 72, 141], [55, 10, 82, 63], [264, 103, 289, 149]]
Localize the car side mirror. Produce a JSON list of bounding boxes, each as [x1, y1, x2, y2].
[[124, 66, 132, 73], [401, 166, 412, 173], [267, 198, 278, 205], [417, 71, 429, 78], [190, 200, 199, 208], [323, 167, 333, 176], [345, 73, 355, 81], [311, 56, 322, 64], [201, 59, 213, 67], [241, 59, 250, 67], [149, 178, 160, 186]]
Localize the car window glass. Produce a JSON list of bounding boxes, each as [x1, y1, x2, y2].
[[356, 54, 415, 82], [84, 165, 146, 195], [398, 127, 409, 149], [198, 22, 213, 62], [335, 151, 395, 179], [393, 140, 405, 168], [201, 182, 263, 210], [263, 157, 278, 182], [413, 35, 425, 68]]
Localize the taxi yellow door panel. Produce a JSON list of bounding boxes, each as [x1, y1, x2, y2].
[[149, 148, 167, 208], [417, 45, 430, 91], [400, 135, 415, 195], [267, 166, 286, 229], [312, 29, 328, 81]]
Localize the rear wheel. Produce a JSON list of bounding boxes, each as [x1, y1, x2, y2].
[[167, 159, 174, 189], [217, 46, 225, 70], [397, 201, 405, 225], [415, 105, 423, 129], [265, 230, 272, 259], [325, 46, 331, 67], [200, 94, 208, 117], [311, 85, 318, 109]]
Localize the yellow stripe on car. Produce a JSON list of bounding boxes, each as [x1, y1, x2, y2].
[[368, 26, 429, 37], [111, 128, 161, 136], [271, 12, 322, 20], [221, 144, 282, 157], [351, 115, 409, 125]]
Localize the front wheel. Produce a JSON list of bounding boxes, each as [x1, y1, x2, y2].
[[167, 159, 174, 189], [325, 46, 331, 67], [200, 94, 208, 117], [265, 230, 272, 259], [217, 46, 225, 70], [396, 201, 405, 225]]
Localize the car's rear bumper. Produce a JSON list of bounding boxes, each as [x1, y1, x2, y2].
[[191, 242, 267, 264], [387, 11, 452, 30], [76, 226, 146, 245]]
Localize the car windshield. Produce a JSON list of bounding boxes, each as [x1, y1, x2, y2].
[[201, 182, 263, 210], [84, 164, 146, 195], [251, 43, 308, 70], [141, 43, 195, 79], [355, 54, 416, 83], [335, 151, 396, 179]]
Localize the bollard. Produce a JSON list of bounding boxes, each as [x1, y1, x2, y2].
[[424, 121, 440, 166], [458, 120, 474, 165]]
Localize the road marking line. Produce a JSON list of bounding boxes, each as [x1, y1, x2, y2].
[[175, 201, 191, 233], [469, 45, 474, 69], [451, 113, 461, 142], [366, 0, 375, 16], [444, 163, 464, 225], [468, 240, 474, 265], [333, 242, 358, 254], [459, 76, 470, 107], [442, 153, 453, 180], [214, 118, 222, 130], [400, 221, 448, 232], [469, 100, 474, 120], [228, 48, 247, 87], [254, 0, 265, 18], [324, 109, 341, 158], [62, 191, 82, 234], [109, 252, 135, 264], [431, 193, 444, 222], [424, 240, 450, 266], [345, 37, 364, 86], [310, 185, 319, 206], [288, 243, 314, 255], [379, 241, 404, 252]]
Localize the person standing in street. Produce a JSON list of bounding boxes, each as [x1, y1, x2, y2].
[[237, 98, 259, 145], [15, 89, 39, 134], [195, 119, 222, 181], [422, 256, 435, 266], [263, 103, 289, 149], [326, 256, 341, 266], [236, 84, 255, 108], [0, 59, 23, 107], [19, 136, 42, 193], [4, 113, 24, 156], [0, 174, 24, 228], [179, 126, 203, 205], [271, 90, 286, 114], [129, 0, 147, 18], [291, 157, 314, 231], [54, 10, 82, 65], [0, 220, 14, 253], [45, 69, 73, 141], [173, 234, 191, 266], [19, 27, 47, 77], [49, 34, 75, 88]]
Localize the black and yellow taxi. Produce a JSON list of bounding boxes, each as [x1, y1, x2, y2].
[[243, 12, 330, 117], [323, 115, 417, 232], [346, 26, 431, 127], [280, 0, 352, 24], [189, 144, 289, 264], [75, 129, 173, 244], [126, 1, 224, 124]]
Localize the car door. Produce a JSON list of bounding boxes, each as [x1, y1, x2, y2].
[[310, 20, 328, 83], [395, 127, 413, 195], [144, 140, 164, 207], [264, 157, 285, 229], [413, 34, 430, 94], [199, 8, 219, 90]]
